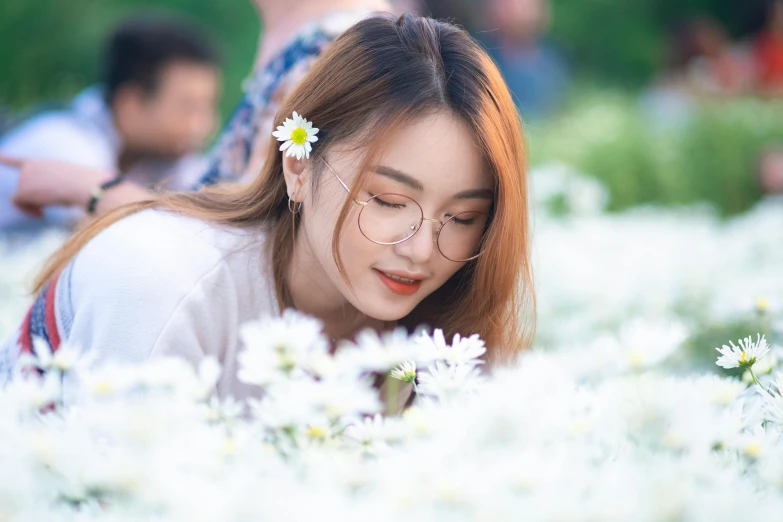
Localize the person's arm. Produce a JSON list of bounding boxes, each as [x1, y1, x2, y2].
[[84, 176, 153, 219], [0, 155, 153, 219], [0, 115, 154, 224]]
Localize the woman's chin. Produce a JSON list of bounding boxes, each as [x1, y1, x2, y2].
[[357, 298, 417, 323]]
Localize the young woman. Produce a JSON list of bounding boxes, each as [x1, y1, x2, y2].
[[4, 13, 535, 399]]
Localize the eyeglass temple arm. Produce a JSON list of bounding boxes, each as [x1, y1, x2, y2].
[[321, 157, 368, 206], [321, 158, 351, 193]]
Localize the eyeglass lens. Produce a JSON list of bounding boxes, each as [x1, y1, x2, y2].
[[358, 193, 488, 261]]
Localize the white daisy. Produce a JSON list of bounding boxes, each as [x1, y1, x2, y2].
[[416, 329, 486, 367], [762, 372, 783, 425], [335, 328, 423, 374], [715, 334, 770, 369], [18, 337, 91, 374], [390, 360, 417, 383], [272, 111, 319, 160], [237, 309, 328, 387], [342, 413, 392, 454], [417, 362, 484, 401]]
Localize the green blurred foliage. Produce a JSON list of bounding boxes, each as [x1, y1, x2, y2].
[[528, 89, 783, 215], [0, 0, 259, 119]]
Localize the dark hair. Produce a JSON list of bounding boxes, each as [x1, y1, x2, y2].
[[102, 15, 219, 104]]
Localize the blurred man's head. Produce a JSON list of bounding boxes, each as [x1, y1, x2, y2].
[[104, 17, 220, 159]]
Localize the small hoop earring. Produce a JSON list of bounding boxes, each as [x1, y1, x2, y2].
[[288, 196, 302, 214]]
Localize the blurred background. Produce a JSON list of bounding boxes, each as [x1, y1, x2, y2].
[[4, 0, 783, 216]]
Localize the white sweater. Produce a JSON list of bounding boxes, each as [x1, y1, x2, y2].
[[38, 209, 277, 399]]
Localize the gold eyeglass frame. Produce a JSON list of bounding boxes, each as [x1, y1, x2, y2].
[[320, 158, 488, 262]]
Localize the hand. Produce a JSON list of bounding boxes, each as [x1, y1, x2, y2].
[[0, 154, 113, 218]]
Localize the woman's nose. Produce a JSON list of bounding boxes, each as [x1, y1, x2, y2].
[[395, 219, 437, 263]]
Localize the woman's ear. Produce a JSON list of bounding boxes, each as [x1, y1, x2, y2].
[[282, 154, 308, 201]]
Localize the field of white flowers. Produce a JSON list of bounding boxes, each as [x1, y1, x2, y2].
[[1, 164, 782, 521]]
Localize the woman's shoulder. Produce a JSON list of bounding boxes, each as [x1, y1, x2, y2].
[[41, 209, 259, 373], [61, 209, 271, 364], [84, 208, 247, 259], [70, 209, 263, 303]]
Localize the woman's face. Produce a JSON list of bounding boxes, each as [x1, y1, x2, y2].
[[292, 112, 493, 322]]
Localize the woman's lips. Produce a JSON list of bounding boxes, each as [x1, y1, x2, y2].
[[374, 269, 423, 296]]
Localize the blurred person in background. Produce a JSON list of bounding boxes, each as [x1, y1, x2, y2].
[[682, 16, 753, 96], [757, 145, 783, 198], [641, 15, 753, 130], [475, 0, 568, 120], [422, 0, 479, 26], [200, 0, 393, 186], [753, 0, 783, 95], [750, 2, 783, 201], [1, 0, 393, 226], [0, 16, 220, 231]]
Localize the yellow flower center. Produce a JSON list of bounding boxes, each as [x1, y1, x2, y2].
[[93, 380, 114, 395], [740, 351, 747, 361], [306, 426, 327, 439], [221, 438, 238, 456], [745, 442, 763, 458], [291, 127, 308, 145], [628, 350, 645, 369]]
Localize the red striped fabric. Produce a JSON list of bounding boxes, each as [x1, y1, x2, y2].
[[19, 307, 33, 355], [17, 272, 62, 356], [43, 280, 61, 351]]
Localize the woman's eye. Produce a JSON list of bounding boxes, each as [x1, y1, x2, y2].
[[370, 194, 406, 209], [448, 211, 489, 227]]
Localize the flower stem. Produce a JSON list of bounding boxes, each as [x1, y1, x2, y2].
[[748, 367, 763, 388], [386, 374, 400, 415]]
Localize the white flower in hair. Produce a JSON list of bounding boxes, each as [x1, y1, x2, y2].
[[272, 111, 319, 160]]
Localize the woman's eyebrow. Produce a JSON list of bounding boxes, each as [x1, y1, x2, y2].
[[453, 188, 494, 200], [374, 166, 424, 191], [374, 166, 493, 200]]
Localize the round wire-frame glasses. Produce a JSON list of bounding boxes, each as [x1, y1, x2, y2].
[[321, 158, 489, 262]]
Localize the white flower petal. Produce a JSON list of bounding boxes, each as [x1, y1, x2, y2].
[[273, 112, 319, 158]]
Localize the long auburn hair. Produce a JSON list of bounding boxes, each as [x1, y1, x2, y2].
[[35, 13, 535, 364]]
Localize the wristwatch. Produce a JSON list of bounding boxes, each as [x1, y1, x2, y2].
[[86, 175, 125, 215]]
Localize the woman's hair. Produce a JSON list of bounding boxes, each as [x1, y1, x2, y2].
[[36, 13, 535, 364]]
